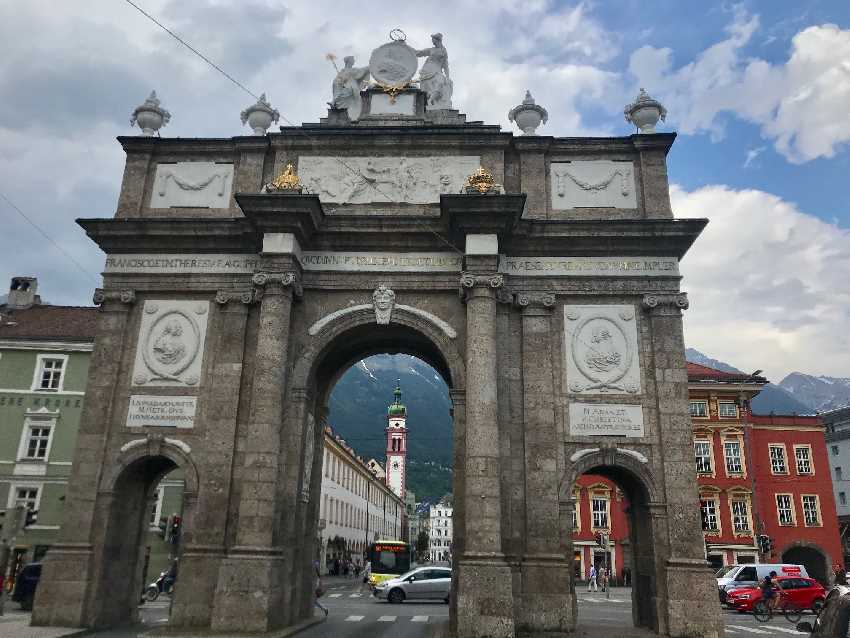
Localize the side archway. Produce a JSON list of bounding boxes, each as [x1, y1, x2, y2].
[[561, 447, 662, 632], [781, 541, 832, 586]]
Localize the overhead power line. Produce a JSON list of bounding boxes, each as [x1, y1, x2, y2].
[[0, 191, 99, 284]]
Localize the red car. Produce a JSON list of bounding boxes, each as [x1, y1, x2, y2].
[[726, 576, 825, 613]]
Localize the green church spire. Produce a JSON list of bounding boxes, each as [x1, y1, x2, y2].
[[388, 379, 406, 417]]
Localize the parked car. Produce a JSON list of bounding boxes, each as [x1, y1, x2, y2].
[[797, 585, 850, 635], [717, 563, 809, 602], [726, 576, 825, 613], [374, 566, 451, 604], [11, 563, 41, 611]]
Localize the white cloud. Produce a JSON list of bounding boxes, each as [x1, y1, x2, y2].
[[629, 9, 850, 163], [676, 184, 850, 381], [743, 146, 766, 168]]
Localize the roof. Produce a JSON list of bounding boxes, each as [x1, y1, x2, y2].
[[750, 414, 822, 427], [687, 362, 767, 384], [0, 304, 98, 343]]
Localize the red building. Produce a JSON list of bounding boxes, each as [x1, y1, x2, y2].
[[570, 363, 842, 585]]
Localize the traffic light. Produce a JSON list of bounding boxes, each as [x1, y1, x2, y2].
[[757, 534, 774, 555], [596, 533, 608, 548], [24, 509, 38, 528], [169, 515, 182, 544], [158, 517, 168, 539]]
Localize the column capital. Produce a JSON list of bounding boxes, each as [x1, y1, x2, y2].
[[515, 291, 556, 312], [92, 288, 135, 306], [459, 272, 502, 301], [642, 292, 688, 315], [252, 271, 303, 299], [214, 289, 258, 306]]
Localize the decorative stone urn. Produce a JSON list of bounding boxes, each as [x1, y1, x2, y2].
[[624, 88, 667, 134], [130, 91, 171, 136], [508, 90, 548, 135], [240, 93, 280, 135]]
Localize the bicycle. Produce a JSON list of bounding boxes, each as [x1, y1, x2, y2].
[[752, 590, 803, 624]]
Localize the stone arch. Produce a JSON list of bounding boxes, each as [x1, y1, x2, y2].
[[781, 540, 833, 586], [561, 447, 662, 633], [88, 440, 199, 628]]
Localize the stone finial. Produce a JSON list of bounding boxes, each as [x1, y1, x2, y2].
[[240, 93, 280, 135], [508, 90, 548, 135], [130, 91, 171, 136], [624, 88, 667, 134], [463, 167, 501, 195], [262, 162, 303, 193]]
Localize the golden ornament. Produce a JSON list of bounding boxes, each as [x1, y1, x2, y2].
[[268, 162, 302, 191], [464, 167, 498, 194]]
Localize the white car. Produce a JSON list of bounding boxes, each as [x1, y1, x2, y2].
[[374, 566, 452, 604]]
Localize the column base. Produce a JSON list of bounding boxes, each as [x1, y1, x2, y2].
[[211, 550, 287, 633], [31, 544, 94, 628], [455, 555, 515, 638], [664, 558, 724, 638], [515, 557, 574, 637]]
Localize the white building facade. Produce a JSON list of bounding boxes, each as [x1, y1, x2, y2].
[[429, 501, 453, 562], [319, 426, 404, 572]]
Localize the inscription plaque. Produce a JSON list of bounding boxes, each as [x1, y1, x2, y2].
[[568, 402, 644, 437], [127, 395, 197, 428]]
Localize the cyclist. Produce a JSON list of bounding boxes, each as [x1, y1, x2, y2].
[[760, 570, 780, 612]]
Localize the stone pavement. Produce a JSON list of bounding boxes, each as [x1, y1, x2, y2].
[[0, 609, 85, 638]]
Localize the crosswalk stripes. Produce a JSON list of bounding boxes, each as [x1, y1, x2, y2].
[[768, 627, 808, 635], [726, 625, 797, 635], [412, 616, 428, 622], [345, 615, 365, 622], [377, 616, 397, 622], [349, 593, 363, 598], [328, 593, 342, 598]]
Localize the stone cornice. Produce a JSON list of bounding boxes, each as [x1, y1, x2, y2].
[[92, 288, 136, 306]]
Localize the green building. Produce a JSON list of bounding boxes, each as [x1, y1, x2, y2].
[[0, 277, 179, 588]]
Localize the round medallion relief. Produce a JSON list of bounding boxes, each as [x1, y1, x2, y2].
[[141, 309, 201, 382], [571, 315, 632, 386], [369, 41, 418, 86]]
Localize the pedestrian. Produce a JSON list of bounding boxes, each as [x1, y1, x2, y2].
[[623, 566, 631, 587], [360, 560, 372, 593], [313, 560, 328, 619], [587, 564, 598, 592], [600, 566, 609, 592]]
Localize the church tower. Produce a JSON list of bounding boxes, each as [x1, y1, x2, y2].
[[385, 379, 407, 500]]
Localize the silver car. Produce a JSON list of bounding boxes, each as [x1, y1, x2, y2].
[[374, 566, 452, 604]]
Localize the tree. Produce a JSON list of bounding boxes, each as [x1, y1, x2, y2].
[[416, 530, 429, 560]]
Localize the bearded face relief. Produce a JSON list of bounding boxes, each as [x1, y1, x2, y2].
[[565, 305, 641, 394]]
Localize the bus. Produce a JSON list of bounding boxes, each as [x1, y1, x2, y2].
[[367, 540, 411, 588]]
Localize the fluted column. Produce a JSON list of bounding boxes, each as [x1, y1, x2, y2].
[[455, 272, 514, 638], [642, 292, 723, 638], [211, 271, 299, 633], [515, 291, 572, 634]]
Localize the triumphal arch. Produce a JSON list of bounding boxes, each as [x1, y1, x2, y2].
[[34, 32, 723, 638]]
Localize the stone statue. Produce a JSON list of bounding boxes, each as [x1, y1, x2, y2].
[[331, 56, 370, 120], [416, 33, 452, 109], [373, 285, 396, 325]]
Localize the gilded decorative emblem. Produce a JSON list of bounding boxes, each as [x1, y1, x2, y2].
[[264, 162, 302, 193], [463, 167, 500, 194]]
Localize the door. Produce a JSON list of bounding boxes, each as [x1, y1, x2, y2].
[[405, 570, 431, 599], [430, 568, 451, 599]]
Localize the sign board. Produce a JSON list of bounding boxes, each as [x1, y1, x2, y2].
[[127, 395, 197, 429], [568, 403, 644, 437]]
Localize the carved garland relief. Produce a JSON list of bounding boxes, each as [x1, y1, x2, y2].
[[550, 160, 637, 209], [564, 304, 641, 394], [132, 300, 210, 387], [150, 162, 234, 209]]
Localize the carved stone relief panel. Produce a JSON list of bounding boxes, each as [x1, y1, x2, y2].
[[564, 304, 641, 394], [550, 160, 636, 209], [132, 300, 210, 387], [150, 162, 234, 208], [298, 156, 480, 204]]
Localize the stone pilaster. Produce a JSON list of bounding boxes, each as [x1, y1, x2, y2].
[[642, 292, 724, 638], [514, 292, 573, 636], [455, 272, 514, 638], [211, 271, 299, 633], [33, 289, 136, 627]]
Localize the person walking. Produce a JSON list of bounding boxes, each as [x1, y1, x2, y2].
[[587, 564, 598, 592], [599, 566, 609, 592], [313, 560, 328, 618], [360, 560, 372, 594]]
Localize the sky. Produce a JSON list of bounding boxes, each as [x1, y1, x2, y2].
[[0, 1, 849, 383]]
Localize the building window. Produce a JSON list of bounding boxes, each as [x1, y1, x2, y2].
[[32, 355, 67, 392], [836, 467, 843, 481], [10, 486, 40, 511], [724, 440, 744, 476], [149, 487, 164, 528], [794, 445, 813, 475], [718, 402, 738, 418], [832, 445, 840, 456], [802, 495, 821, 527], [776, 494, 795, 526], [572, 488, 581, 531], [694, 440, 713, 474], [840, 492, 846, 506], [19, 420, 54, 461], [731, 499, 751, 533], [591, 496, 609, 530], [769, 445, 788, 474], [700, 497, 720, 533], [690, 401, 708, 418]]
